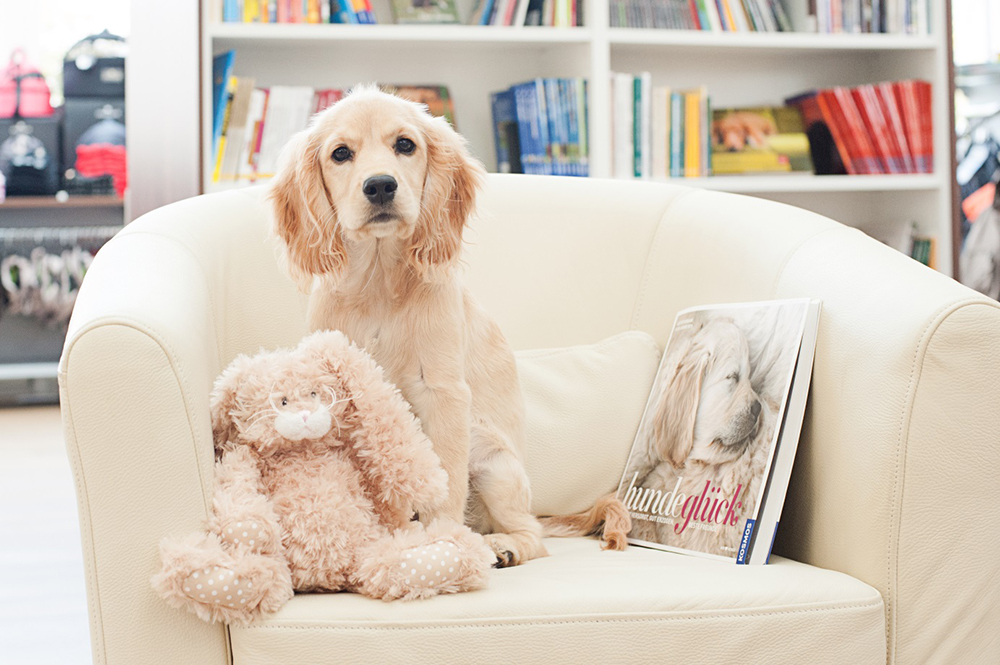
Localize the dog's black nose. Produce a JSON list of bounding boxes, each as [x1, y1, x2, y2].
[[750, 399, 761, 418], [363, 175, 397, 205]]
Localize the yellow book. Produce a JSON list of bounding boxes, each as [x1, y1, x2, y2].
[[244, 0, 260, 22], [685, 90, 701, 178], [212, 76, 237, 183]]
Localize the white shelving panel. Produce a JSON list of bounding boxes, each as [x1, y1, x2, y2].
[[198, 0, 954, 273]]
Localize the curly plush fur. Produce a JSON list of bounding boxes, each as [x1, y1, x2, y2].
[[152, 330, 494, 625]]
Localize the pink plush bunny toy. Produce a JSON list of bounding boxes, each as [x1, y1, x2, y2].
[[153, 330, 493, 625]]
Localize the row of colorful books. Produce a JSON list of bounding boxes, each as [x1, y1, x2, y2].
[[611, 0, 790, 31], [220, 0, 582, 25], [613, 73, 711, 179], [490, 79, 589, 176], [222, 0, 376, 23], [786, 80, 932, 175], [472, 0, 583, 27], [210, 53, 459, 182], [810, 0, 929, 34]]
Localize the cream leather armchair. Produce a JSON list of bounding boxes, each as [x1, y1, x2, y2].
[[60, 175, 1000, 665]]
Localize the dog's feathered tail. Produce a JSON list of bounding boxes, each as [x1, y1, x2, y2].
[[538, 493, 631, 551]]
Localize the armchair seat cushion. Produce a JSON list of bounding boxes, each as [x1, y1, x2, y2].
[[230, 538, 885, 664]]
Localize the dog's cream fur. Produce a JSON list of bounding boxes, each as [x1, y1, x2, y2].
[[268, 87, 546, 566]]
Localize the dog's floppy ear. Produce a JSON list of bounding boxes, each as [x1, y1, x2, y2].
[[268, 128, 347, 291], [653, 345, 709, 468], [409, 114, 486, 277]]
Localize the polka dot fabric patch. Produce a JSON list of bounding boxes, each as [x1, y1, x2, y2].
[[181, 566, 257, 610], [400, 541, 462, 589], [220, 520, 265, 550]]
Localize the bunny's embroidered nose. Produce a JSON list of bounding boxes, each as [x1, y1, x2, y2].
[[299, 410, 311, 422]]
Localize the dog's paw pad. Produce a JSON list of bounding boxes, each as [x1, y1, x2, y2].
[[221, 520, 265, 550], [181, 567, 256, 609]]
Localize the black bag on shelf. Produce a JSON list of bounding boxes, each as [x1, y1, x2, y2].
[[63, 30, 126, 99]]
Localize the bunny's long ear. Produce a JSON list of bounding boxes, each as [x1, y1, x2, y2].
[[209, 353, 272, 456], [408, 114, 486, 278], [653, 343, 709, 469], [297, 330, 447, 524]]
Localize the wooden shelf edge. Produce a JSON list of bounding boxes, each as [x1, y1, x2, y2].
[[0, 195, 124, 210]]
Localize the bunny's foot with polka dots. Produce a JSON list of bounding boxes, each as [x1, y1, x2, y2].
[[180, 566, 263, 613]]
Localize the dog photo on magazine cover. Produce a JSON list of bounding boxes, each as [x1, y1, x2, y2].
[[619, 303, 806, 559]]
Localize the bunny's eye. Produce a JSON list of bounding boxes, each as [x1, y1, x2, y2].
[[310, 391, 317, 398], [281, 398, 288, 406]]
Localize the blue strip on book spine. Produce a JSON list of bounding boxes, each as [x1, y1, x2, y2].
[[736, 518, 755, 564]]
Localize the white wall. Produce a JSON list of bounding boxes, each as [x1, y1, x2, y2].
[[0, 0, 129, 106], [126, 0, 201, 220]]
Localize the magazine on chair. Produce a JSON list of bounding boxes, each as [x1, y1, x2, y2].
[[615, 299, 821, 564]]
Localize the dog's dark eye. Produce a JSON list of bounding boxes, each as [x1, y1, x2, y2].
[[332, 146, 352, 162], [727, 373, 739, 382], [395, 137, 416, 155], [281, 397, 288, 406]]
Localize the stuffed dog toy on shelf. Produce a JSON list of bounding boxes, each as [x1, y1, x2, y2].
[[152, 330, 494, 625]]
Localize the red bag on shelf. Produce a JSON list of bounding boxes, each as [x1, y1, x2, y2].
[[0, 49, 54, 119]]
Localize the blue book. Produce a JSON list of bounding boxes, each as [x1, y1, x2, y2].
[[490, 90, 517, 173], [512, 84, 537, 175], [670, 91, 684, 178], [212, 51, 236, 163], [531, 79, 552, 175], [543, 79, 562, 176], [580, 79, 589, 177], [478, 0, 496, 24], [561, 80, 576, 176]]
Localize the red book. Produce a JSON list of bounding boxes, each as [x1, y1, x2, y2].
[[689, 0, 702, 29], [894, 81, 928, 174], [853, 85, 900, 173], [816, 90, 859, 175], [833, 86, 883, 174], [290, 0, 305, 22], [916, 80, 933, 174], [277, 0, 290, 22], [876, 82, 915, 173]]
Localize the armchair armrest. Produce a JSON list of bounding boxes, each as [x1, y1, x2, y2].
[[60, 227, 227, 665]]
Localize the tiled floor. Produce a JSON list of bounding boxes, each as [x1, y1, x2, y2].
[[0, 405, 92, 664]]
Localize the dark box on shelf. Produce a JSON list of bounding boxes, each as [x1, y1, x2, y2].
[[0, 112, 61, 196], [61, 97, 125, 181]]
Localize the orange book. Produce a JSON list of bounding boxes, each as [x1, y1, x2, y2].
[[684, 90, 701, 177]]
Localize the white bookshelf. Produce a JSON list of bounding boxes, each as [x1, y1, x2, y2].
[[198, 0, 955, 273]]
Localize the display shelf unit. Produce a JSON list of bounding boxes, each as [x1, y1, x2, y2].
[[198, 0, 954, 273]]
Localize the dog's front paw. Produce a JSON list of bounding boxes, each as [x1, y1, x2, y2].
[[484, 533, 520, 568]]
